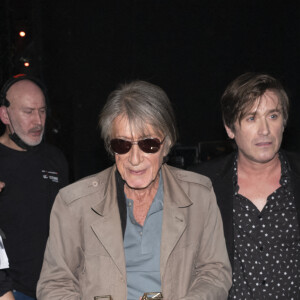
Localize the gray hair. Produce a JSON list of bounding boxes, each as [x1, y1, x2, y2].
[[99, 80, 178, 156]]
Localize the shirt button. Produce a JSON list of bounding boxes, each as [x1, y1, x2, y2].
[[140, 231, 143, 236], [262, 280, 266, 285], [260, 246, 264, 251], [258, 215, 262, 220], [92, 181, 98, 187]]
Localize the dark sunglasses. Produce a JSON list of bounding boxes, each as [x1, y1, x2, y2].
[[110, 137, 165, 154]]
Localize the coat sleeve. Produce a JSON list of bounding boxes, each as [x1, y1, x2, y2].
[[180, 188, 232, 300], [37, 193, 82, 300]]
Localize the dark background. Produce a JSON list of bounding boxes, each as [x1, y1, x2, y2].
[[1, 0, 300, 181]]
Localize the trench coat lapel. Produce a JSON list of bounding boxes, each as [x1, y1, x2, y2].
[[160, 165, 192, 278], [91, 167, 127, 279]]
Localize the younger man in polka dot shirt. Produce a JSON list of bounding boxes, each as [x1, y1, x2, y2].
[[192, 73, 300, 299]]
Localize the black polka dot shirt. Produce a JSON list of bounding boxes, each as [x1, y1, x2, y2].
[[229, 153, 300, 300]]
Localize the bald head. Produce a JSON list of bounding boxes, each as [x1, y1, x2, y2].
[[0, 79, 47, 149], [6, 79, 46, 108]]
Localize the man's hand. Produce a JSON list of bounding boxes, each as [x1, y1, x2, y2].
[[0, 182, 5, 192]]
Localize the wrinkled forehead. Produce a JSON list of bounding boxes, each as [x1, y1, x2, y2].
[[112, 113, 163, 139]]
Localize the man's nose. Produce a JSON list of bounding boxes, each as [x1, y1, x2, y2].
[[33, 110, 43, 125], [128, 144, 143, 166], [258, 118, 270, 135]]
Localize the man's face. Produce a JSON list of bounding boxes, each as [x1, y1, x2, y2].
[[225, 90, 284, 164], [6, 80, 46, 146], [112, 114, 168, 190]]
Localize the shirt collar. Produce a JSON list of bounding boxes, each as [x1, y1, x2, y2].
[[233, 151, 291, 190]]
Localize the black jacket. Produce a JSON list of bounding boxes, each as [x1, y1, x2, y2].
[[190, 150, 300, 267]]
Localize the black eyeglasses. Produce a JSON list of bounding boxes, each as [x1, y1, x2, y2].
[[110, 137, 165, 154]]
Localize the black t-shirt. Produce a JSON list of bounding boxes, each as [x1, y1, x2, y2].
[[0, 142, 69, 297], [0, 269, 12, 297]]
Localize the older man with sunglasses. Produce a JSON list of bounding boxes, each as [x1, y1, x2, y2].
[[37, 80, 231, 300]]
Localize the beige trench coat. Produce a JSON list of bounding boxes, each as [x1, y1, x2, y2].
[[37, 164, 231, 300]]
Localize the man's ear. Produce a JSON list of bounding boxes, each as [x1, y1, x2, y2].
[[163, 137, 171, 157], [224, 124, 235, 139], [0, 106, 10, 125]]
